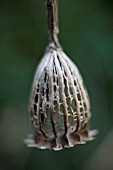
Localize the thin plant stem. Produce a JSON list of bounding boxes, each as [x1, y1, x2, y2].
[[46, 0, 60, 48]]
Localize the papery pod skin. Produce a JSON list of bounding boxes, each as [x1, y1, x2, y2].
[[25, 44, 97, 151]]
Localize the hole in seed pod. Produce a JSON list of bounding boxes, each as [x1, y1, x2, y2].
[[35, 94, 38, 103], [41, 113, 45, 123], [34, 104, 37, 112], [53, 58, 57, 74], [64, 77, 67, 86], [46, 85, 49, 101], [54, 111, 59, 125], [37, 83, 39, 87], [42, 87, 45, 96], [74, 80, 77, 86], [68, 115, 73, 126], [77, 93, 81, 101], [69, 86, 73, 95], [66, 97, 71, 107], [54, 85, 56, 92], [60, 104, 63, 114], [42, 119, 53, 133], [71, 127, 74, 131], [54, 107, 58, 121], [80, 107, 83, 112], [37, 83, 39, 92], [64, 86, 68, 98], [71, 99, 76, 112], [63, 77, 69, 97], [44, 72, 47, 83], [57, 56, 62, 68], [54, 100, 57, 107], [58, 116, 64, 132], [46, 106, 50, 118], [53, 75, 55, 82], [85, 112, 88, 118], [53, 68, 55, 81]]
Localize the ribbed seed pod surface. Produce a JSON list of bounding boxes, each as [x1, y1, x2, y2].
[[25, 44, 96, 151]]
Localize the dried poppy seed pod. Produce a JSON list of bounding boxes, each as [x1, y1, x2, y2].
[[25, 0, 97, 151], [25, 43, 97, 150]]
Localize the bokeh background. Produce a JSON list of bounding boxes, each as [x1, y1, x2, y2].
[[0, 0, 113, 170]]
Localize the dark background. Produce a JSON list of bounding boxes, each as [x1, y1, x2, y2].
[[0, 0, 113, 170]]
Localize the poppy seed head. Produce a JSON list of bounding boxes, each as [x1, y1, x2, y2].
[[25, 44, 97, 151]]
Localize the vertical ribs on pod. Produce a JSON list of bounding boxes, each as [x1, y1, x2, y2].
[[25, 45, 97, 151]]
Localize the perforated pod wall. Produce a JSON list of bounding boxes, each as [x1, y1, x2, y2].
[[25, 44, 97, 151]]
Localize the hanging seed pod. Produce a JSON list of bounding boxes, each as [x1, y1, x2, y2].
[[25, 0, 97, 151]]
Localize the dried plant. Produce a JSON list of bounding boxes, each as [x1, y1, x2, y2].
[[25, 0, 97, 151]]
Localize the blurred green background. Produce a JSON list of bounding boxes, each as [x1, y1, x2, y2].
[[0, 0, 113, 170]]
